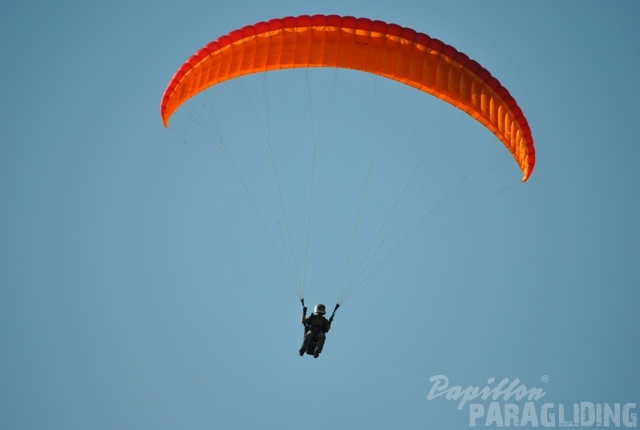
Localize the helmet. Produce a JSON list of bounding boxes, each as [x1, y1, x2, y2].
[[314, 304, 326, 316]]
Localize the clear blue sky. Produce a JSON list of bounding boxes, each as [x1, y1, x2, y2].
[[2, 1, 638, 429]]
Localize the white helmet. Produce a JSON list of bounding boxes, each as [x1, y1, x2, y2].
[[314, 304, 326, 316]]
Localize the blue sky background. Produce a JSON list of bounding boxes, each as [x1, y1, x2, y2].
[[2, 1, 639, 429]]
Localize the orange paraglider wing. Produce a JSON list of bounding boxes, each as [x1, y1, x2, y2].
[[160, 15, 535, 181]]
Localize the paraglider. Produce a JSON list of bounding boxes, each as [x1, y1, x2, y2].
[[160, 15, 535, 359], [298, 302, 339, 358]]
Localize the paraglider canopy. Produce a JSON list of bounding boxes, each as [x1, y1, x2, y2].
[[160, 14, 535, 181]]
